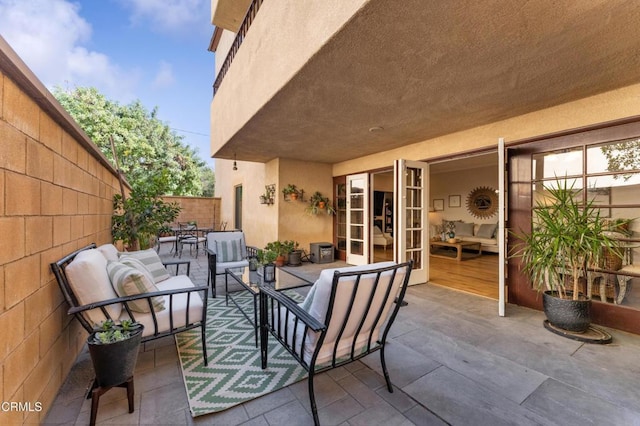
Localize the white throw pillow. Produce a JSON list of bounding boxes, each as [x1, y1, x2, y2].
[[65, 249, 122, 326], [476, 223, 498, 238], [107, 261, 165, 313], [454, 222, 475, 237], [119, 249, 171, 283]]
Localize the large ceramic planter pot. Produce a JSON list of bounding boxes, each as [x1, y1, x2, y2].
[[543, 291, 591, 333], [88, 326, 144, 388], [288, 250, 302, 266]]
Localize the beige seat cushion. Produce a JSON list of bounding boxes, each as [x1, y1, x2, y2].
[[119, 275, 204, 338], [65, 249, 122, 327]]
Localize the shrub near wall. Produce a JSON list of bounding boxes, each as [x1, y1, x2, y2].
[[0, 40, 121, 424]]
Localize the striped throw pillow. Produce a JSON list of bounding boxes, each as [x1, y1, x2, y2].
[[107, 261, 165, 313], [119, 256, 155, 283], [119, 249, 171, 283], [216, 239, 243, 262]]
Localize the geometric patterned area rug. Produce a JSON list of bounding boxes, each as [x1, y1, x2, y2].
[[175, 291, 308, 417]]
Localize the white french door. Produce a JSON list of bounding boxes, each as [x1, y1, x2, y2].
[[498, 138, 507, 316], [394, 159, 429, 285], [346, 173, 369, 265]]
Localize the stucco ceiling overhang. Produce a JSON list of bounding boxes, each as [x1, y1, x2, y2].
[[214, 0, 640, 164]]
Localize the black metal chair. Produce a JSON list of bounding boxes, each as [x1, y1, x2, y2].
[[205, 230, 258, 297], [259, 261, 412, 425], [178, 222, 207, 258]]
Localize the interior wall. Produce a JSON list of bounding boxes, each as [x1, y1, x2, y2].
[[429, 165, 499, 227]]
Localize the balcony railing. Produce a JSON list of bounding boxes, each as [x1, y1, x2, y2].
[[213, 0, 264, 95]]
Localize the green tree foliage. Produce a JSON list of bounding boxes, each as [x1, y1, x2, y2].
[[199, 166, 216, 197], [600, 138, 640, 181], [53, 86, 213, 195]]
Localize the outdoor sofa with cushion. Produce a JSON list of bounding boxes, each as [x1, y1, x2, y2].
[[51, 243, 209, 365], [260, 260, 412, 425]]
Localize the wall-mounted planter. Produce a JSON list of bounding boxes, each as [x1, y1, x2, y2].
[[260, 184, 276, 205]]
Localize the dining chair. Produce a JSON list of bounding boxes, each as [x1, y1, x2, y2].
[[178, 222, 206, 258]]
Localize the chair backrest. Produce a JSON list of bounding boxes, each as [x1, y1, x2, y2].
[[303, 261, 411, 364], [206, 230, 247, 258]]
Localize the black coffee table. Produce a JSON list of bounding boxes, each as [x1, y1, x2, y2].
[[225, 267, 312, 347]]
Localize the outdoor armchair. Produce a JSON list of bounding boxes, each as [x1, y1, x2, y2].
[[206, 230, 259, 297], [259, 260, 412, 425]]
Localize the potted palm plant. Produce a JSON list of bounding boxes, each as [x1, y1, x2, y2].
[[510, 178, 621, 332]]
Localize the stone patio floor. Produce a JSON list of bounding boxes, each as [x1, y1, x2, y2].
[[43, 247, 640, 425]]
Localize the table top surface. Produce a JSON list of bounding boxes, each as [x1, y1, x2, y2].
[[431, 239, 481, 247], [226, 266, 313, 293]]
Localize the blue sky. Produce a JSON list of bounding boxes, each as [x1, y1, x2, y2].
[[0, 0, 216, 167]]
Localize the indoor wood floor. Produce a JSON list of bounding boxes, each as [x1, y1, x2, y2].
[[429, 252, 499, 299], [373, 246, 500, 300]]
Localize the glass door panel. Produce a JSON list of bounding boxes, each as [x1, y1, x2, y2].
[[395, 159, 428, 285], [346, 174, 369, 265]]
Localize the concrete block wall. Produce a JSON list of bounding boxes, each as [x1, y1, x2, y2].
[[1, 41, 121, 424], [163, 196, 222, 230]]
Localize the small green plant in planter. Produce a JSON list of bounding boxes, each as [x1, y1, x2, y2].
[[256, 247, 278, 265], [282, 184, 302, 201], [87, 319, 144, 389], [306, 191, 336, 215], [90, 319, 143, 344], [283, 240, 302, 266], [265, 240, 288, 266], [510, 178, 621, 332]]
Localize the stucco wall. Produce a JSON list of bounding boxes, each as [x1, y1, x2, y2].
[[0, 43, 121, 423], [211, 0, 368, 153], [215, 157, 334, 251]]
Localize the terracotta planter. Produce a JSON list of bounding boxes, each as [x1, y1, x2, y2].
[[275, 255, 286, 267], [318, 201, 326, 209], [290, 193, 299, 201]]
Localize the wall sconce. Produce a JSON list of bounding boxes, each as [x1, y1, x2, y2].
[[233, 153, 238, 171]]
